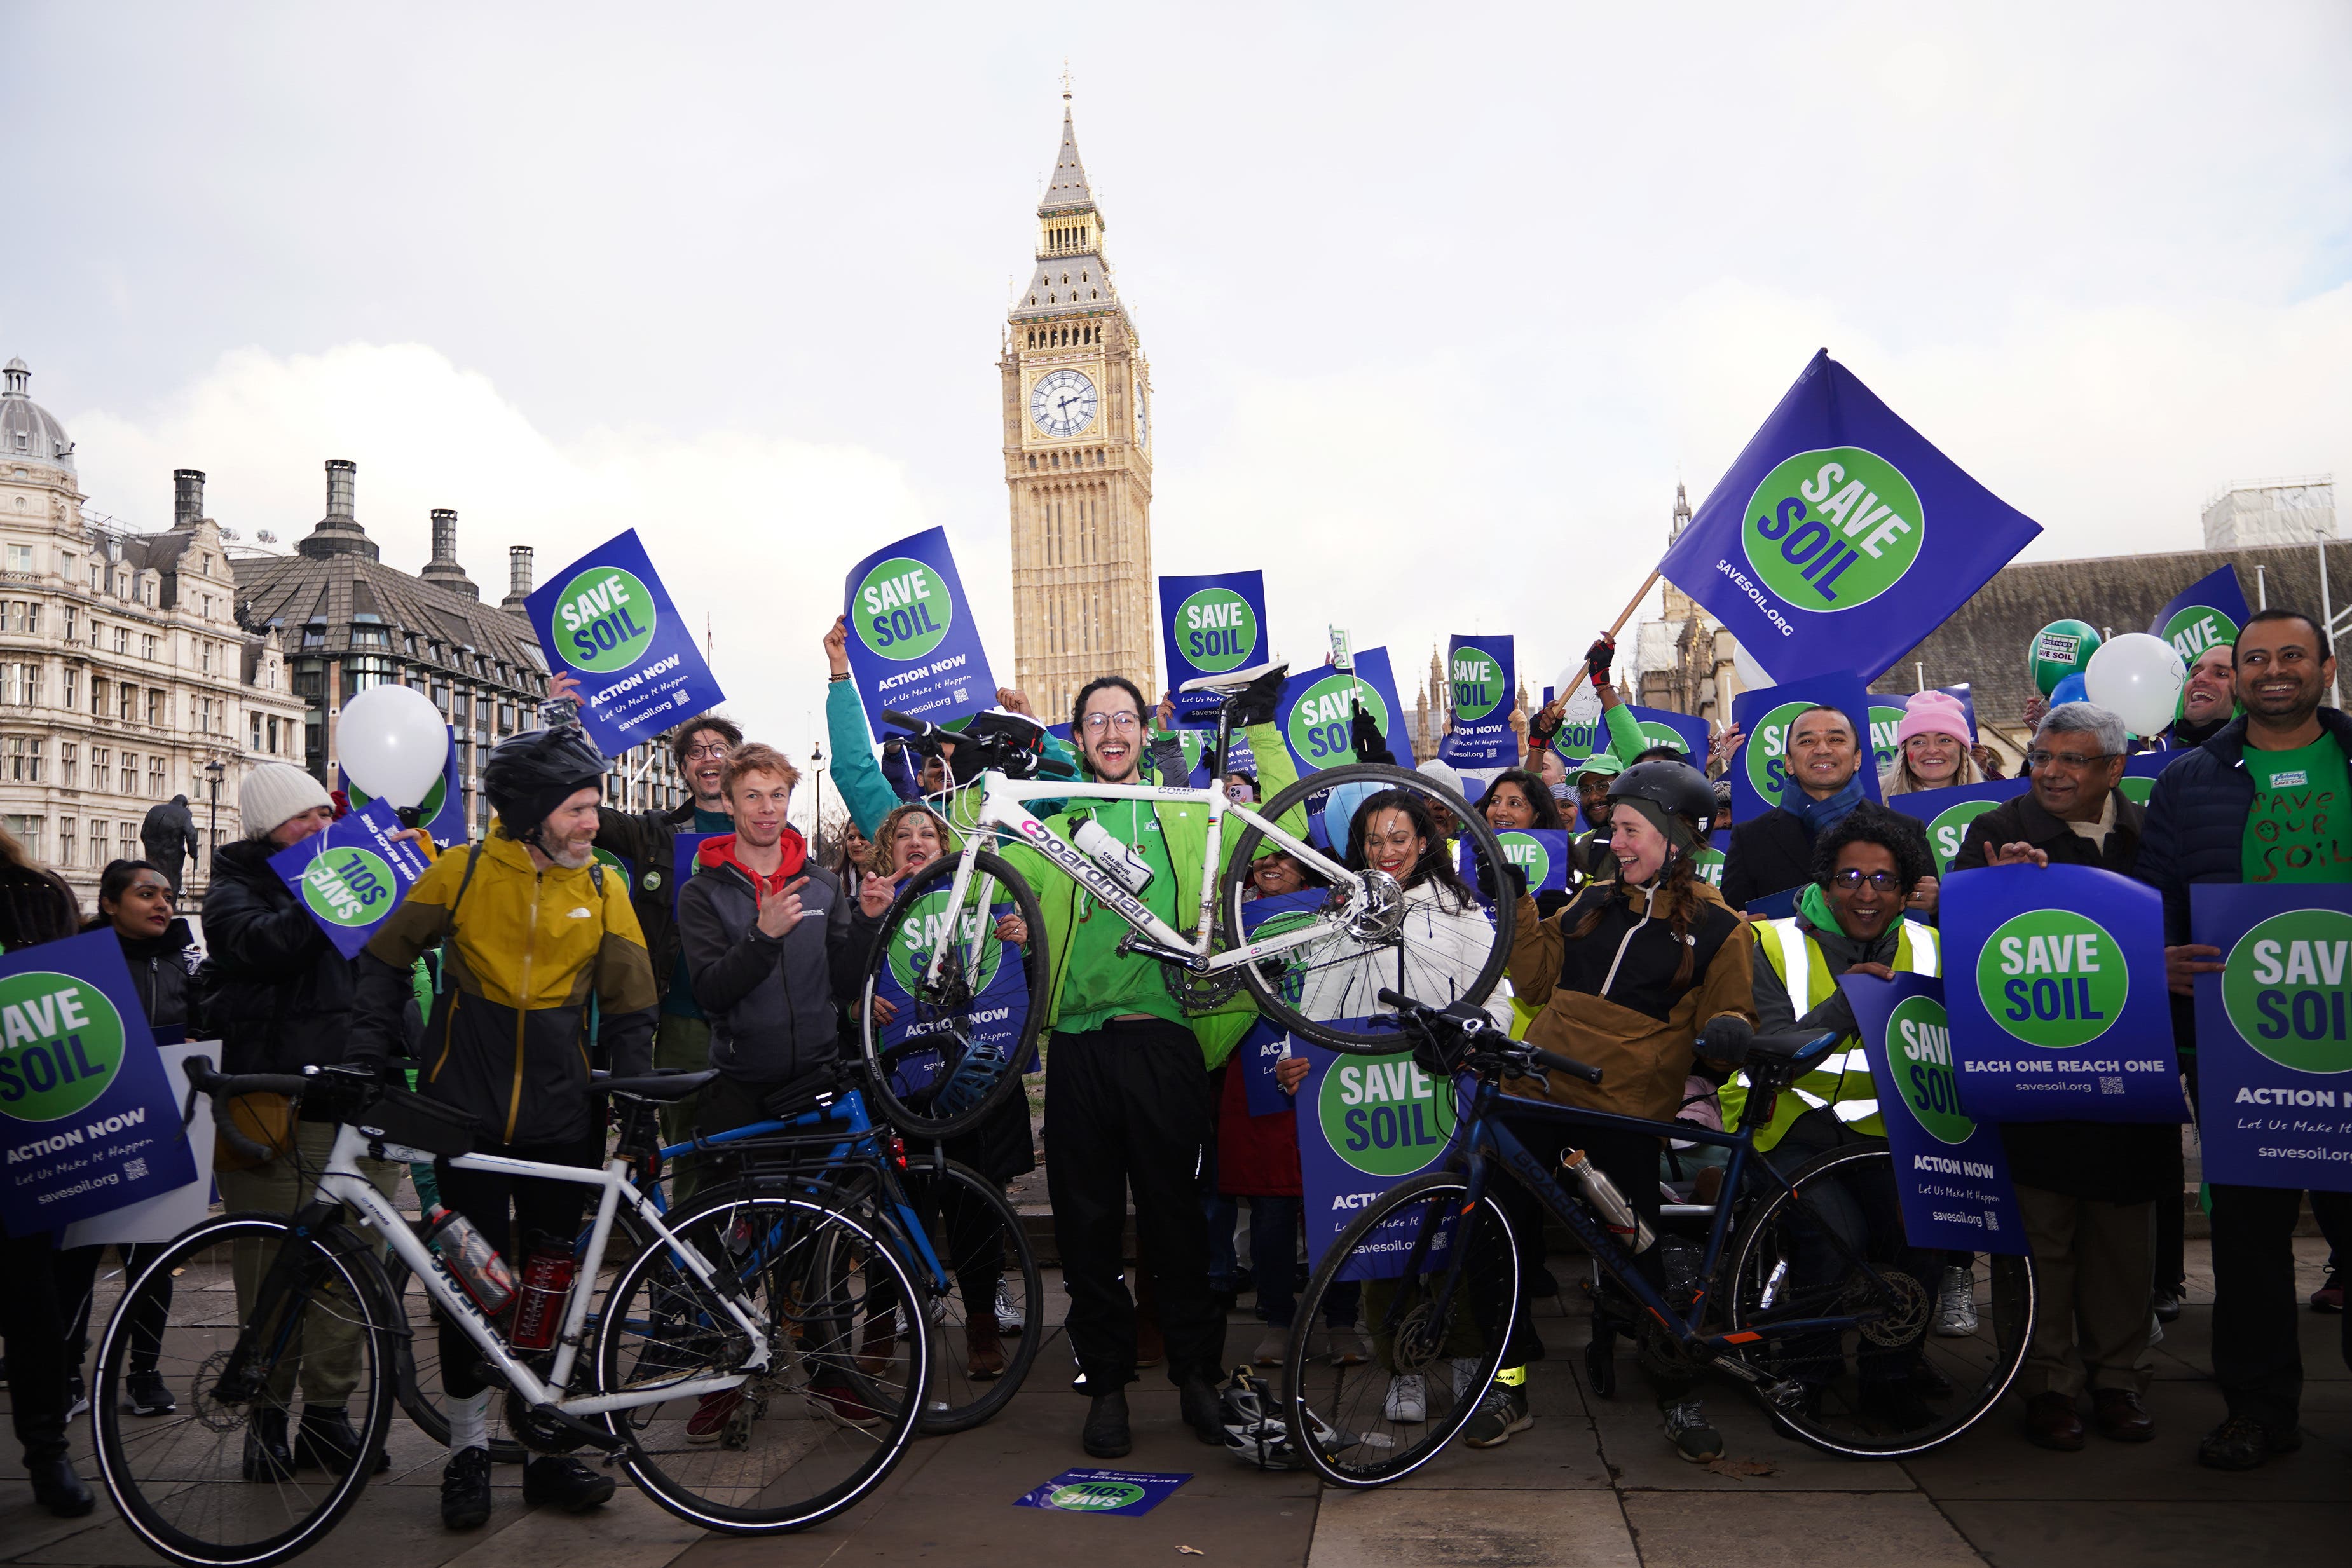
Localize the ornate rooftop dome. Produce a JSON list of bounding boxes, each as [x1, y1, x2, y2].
[[1, 358, 75, 473]]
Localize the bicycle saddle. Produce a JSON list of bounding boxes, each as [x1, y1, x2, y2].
[[594, 1068, 720, 1101], [1737, 1030, 1839, 1077], [1177, 660, 1286, 695]]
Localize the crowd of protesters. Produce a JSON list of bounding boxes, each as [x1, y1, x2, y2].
[[3, 607, 2349, 1524]]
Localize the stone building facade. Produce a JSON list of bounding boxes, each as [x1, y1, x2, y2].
[[1634, 483, 1749, 727], [1001, 92, 1157, 721], [0, 357, 311, 903]]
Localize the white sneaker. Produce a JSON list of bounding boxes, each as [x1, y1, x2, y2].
[[1934, 1265, 1979, 1337], [994, 1281, 1023, 1336], [1383, 1374, 1426, 1423]]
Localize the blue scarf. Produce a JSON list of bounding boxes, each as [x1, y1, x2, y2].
[[1788, 774, 1865, 841]]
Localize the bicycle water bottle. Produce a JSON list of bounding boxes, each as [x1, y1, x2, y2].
[[1559, 1149, 1656, 1253], [1073, 818, 1154, 896], [422, 1206, 517, 1317], [509, 1242, 578, 1351]]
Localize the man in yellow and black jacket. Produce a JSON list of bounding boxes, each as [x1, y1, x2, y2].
[[349, 719, 655, 1530]]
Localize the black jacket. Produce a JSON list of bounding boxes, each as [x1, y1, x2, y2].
[[0, 861, 80, 951], [677, 852, 854, 1086], [595, 800, 721, 1007], [200, 836, 364, 1075], [1953, 786, 2178, 1202], [85, 915, 199, 1035], [1722, 805, 1931, 915]]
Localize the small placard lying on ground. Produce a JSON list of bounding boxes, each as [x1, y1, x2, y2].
[[1013, 1469, 1193, 1517]]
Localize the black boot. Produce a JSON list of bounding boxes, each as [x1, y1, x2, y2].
[[26, 1454, 96, 1518], [293, 1405, 388, 1475], [242, 1408, 294, 1482], [1081, 1391, 1132, 1458], [441, 1446, 494, 1530], [522, 1454, 615, 1513], [1180, 1375, 1224, 1445]]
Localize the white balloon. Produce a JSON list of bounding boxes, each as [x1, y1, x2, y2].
[[338, 685, 451, 809], [2081, 633, 2187, 737]]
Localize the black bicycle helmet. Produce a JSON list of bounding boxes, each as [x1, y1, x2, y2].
[[1608, 759, 1716, 839], [482, 721, 609, 847]]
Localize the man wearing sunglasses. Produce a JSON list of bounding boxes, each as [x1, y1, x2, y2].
[[1952, 700, 2172, 1453]]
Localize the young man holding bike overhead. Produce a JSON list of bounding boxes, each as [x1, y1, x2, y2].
[[350, 719, 659, 1530]]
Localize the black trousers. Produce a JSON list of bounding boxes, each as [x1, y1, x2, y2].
[[54, 1241, 170, 1372], [2208, 1182, 2352, 1431], [432, 1135, 602, 1400], [1043, 1020, 1224, 1390], [0, 1227, 71, 1463], [1491, 1119, 1671, 1379]]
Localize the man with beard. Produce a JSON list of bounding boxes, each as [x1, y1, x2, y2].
[[352, 719, 657, 1527], [2157, 641, 2239, 751], [2138, 608, 2352, 1470]]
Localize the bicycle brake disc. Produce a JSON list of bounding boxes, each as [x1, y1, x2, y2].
[[1340, 869, 1407, 943], [1853, 1269, 1930, 1349]]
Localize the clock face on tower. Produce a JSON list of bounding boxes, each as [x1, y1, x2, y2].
[[1030, 368, 1097, 439], [1136, 391, 1149, 449]]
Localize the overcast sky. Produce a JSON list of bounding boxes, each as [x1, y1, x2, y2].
[[6, 3, 2349, 808]]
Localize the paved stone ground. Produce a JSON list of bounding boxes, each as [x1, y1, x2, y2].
[[4, 1238, 2344, 1567]]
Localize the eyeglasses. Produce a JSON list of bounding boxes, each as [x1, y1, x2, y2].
[[1081, 711, 1143, 735], [683, 742, 732, 760], [2026, 749, 2113, 772], [1828, 868, 1902, 892]]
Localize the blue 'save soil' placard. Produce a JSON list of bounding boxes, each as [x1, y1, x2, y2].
[[1294, 1030, 1461, 1276], [1013, 1468, 1191, 1517], [528, 528, 728, 757], [2191, 884, 2352, 1192], [843, 526, 998, 739], [1161, 571, 1268, 724], [268, 798, 433, 960]]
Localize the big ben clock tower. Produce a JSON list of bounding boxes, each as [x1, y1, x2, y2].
[[1002, 90, 1156, 722]]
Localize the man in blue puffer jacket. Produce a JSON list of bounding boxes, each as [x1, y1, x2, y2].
[[2136, 607, 2352, 1471]]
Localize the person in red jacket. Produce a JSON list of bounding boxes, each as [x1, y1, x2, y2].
[[1219, 1047, 1365, 1368]]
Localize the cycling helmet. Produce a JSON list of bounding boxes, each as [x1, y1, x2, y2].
[[483, 722, 608, 848], [929, 1037, 1013, 1118], [1608, 759, 1716, 842]]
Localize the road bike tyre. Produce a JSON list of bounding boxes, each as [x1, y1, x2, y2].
[[1283, 1172, 1519, 1487], [93, 1212, 398, 1568], [1223, 762, 1516, 1053], [856, 849, 1049, 1141], [1722, 1143, 2034, 1458], [592, 1190, 929, 1534]]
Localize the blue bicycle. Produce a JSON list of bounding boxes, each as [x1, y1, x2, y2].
[[1283, 994, 2034, 1483]]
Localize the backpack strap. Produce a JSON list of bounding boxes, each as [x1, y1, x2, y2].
[[433, 843, 490, 995]]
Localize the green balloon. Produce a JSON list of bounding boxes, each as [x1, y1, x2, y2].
[[2028, 619, 2102, 697]]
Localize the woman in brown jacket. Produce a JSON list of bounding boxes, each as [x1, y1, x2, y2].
[[1468, 760, 1754, 1465]]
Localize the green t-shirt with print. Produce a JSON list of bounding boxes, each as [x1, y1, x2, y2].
[[2241, 735, 2352, 884], [1056, 797, 1190, 1035]]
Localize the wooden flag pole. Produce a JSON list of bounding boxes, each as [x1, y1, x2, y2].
[[1555, 568, 1663, 704]]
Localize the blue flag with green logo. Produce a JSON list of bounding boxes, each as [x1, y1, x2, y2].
[[527, 528, 727, 758], [269, 799, 433, 960], [1275, 647, 1418, 777], [2190, 884, 2352, 1192], [1941, 864, 2185, 1122], [1294, 1031, 1461, 1274], [1841, 972, 2027, 1253], [2149, 565, 2250, 674], [1440, 635, 1517, 768], [842, 526, 999, 742], [1885, 778, 2029, 876], [1458, 829, 1569, 908], [1657, 350, 2043, 684], [1161, 571, 1268, 725], [0, 929, 197, 1232], [1728, 673, 1882, 824]]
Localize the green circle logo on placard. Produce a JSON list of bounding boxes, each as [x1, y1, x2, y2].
[[2221, 909, 2352, 1075], [1975, 910, 2128, 1049], [554, 565, 656, 674], [1175, 587, 1257, 675], [1887, 993, 1973, 1145], [2117, 775, 2156, 808], [854, 556, 952, 661], [1450, 645, 1506, 722], [299, 847, 398, 928], [1925, 798, 2003, 875], [1742, 447, 1925, 612], [887, 890, 1001, 993], [1287, 674, 1390, 771], [1496, 831, 1552, 891], [2161, 605, 2239, 671], [0, 972, 129, 1122], [1046, 1480, 1145, 1511], [1742, 699, 1817, 808], [1869, 704, 1908, 772], [1632, 719, 1692, 758], [348, 773, 447, 821], [1318, 1051, 1455, 1178]]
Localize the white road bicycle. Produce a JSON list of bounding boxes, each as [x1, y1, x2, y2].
[[856, 662, 1519, 1139], [92, 1060, 931, 1567]]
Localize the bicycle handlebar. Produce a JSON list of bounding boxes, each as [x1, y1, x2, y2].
[[1376, 989, 1605, 1086], [181, 1055, 315, 1162]]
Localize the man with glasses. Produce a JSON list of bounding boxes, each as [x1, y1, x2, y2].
[[2137, 608, 2352, 1469], [1953, 701, 2171, 1451]]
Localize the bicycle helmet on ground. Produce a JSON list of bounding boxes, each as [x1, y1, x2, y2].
[[1219, 1365, 1372, 1469], [1606, 759, 1716, 847], [483, 722, 609, 849]]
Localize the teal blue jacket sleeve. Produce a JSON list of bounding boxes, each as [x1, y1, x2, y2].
[[827, 679, 902, 838]]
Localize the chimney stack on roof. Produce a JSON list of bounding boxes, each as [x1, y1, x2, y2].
[[297, 458, 379, 561], [502, 545, 535, 615], [421, 508, 480, 599], [173, 469, 206, 529]]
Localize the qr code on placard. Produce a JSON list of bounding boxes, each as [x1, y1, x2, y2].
[[1985, 1211, 1999, 1231], [954, 688, 970, 704], [2100, 1075, 2124, 1096], [674, 693, 692, 709], [123, 1157, 148, 1181]]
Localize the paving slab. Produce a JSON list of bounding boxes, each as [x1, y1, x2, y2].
[[1306, 1487, 1636, 1568], [1568, 1348, 1919, 1493], [1618, 1491, 1982, 1567], [1384, 1361, 1613, 1491], [1938, 1499, 2352, 1568]]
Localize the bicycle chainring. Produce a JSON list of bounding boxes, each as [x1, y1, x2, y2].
[[1165, 958, 1246, 1014], [1637, 1319, 1710, 1382], [1854, 1268, 1931, 1349], [506, 1382, 594, 1455]]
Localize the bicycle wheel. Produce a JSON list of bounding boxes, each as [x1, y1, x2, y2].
[[857, 849, 1048, 1140], [1224, 763, 1517, 1052], [1283, 1171, 1519, 1487], [866, 1158, 1044, 1435], [592, 1190, 929, 1534], [93, 1213, 397, 1568], [1723, 1143, 2033, 1457]]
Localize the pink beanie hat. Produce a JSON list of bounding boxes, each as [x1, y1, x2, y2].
[[1894, 690, 1972, 748]]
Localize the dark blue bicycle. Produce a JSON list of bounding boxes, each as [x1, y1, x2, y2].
[[1283, 994, 2034, 1483]]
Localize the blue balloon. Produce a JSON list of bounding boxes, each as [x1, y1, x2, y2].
[[2050, 672, 2089, 707]]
